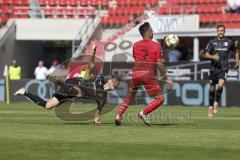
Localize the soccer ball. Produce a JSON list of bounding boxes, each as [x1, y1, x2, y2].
[[165, 34, 179, 49]]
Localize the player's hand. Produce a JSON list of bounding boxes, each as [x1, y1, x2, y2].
[[91, 40, 98, 51], [234, 61, 239, 69], [211, 55, 219, 61], [104, 80, 114, 90], [104, 76, 121, 91], [166, 79, 174, 87]]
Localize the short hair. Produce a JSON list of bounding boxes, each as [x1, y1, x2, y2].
[[139, 22, 151, 37], [216, 23, 225, 30]]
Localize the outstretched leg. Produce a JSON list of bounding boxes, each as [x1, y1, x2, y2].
[[14, 88, 60, 109]]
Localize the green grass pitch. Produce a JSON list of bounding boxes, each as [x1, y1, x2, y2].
[[0, 102, 239, 160]]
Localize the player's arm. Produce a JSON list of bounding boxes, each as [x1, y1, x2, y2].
[[234, 48, 240, 68], [157, 59, 173, 86], [203, 40, 219, 61], [156, 44, 173, 86], [157, 59, 168, 80], [89, 40, 98, 64], [204, 52, 219, 61], [88, 40, 99, 78], [231, 39, 240, 68]]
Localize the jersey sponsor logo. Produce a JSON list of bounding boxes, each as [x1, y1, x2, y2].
[[215, 48, 228, 51], [224, 42, 228, 47]]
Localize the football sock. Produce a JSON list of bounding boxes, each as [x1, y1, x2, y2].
[[209, 90, 215, 107], [118, 95, 134, 117], [143, 97, 164, 115], [215, 87, 223, 103], [24, 92, 47, 108]]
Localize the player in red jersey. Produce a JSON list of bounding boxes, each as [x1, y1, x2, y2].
[[114, 22, 173, 125]]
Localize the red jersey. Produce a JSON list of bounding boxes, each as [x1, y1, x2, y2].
[[133, 39, 162, 72]]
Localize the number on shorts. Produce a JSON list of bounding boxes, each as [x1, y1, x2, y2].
[[225, 72, 228, 79]]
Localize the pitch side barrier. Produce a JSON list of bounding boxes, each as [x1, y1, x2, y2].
[[103, 60, 240, 81], [1, 78, 239, 106]]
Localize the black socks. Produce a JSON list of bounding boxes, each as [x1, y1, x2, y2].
[[215, 87, 223, 103], [24, 92, 47, 108], [209, 90, 215, 107]]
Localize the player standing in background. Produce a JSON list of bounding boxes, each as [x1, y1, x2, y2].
[[114, 22, 173, 125], [203, 23, 239, 117]]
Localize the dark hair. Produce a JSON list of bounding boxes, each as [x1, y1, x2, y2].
[[139, 22, 151, 37], [216, 23, 225, 30]]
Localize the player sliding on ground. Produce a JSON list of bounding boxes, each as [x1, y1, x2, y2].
[[202, 23, 239, 117], [114, 22, 173, 126], [14, 41, 121, 124]]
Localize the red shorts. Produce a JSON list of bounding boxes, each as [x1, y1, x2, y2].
[[131, 70, 162, 96]]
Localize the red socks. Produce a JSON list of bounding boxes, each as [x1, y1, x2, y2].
[[118, 96, 164, 117], [143, 97, 164, 115], [118, 95, 133, 117]]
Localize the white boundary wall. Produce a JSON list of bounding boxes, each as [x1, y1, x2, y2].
[[15, 19, 86, 40]]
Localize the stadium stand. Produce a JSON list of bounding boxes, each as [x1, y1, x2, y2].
[[0, 0, 107, 23], [1, 0, 240, 29], [158, 0, 240, 28]]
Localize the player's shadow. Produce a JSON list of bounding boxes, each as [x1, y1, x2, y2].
[[55, 100, 117, 122]]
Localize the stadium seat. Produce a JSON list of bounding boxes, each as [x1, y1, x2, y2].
[[59, 0, 68, 7], [101, 15, 130, 27], [2, 0, 12, 5], [44, 8, 55, 16], [13, 7, 29, 17], [2, 5, 12, 14], [69, 0, 78, 7], [13, 0, 22, 6], [38, 0, 46, 6], [47, 0, 58, 6], [79, 0, 88, 6], [100, 0, 109, 7]]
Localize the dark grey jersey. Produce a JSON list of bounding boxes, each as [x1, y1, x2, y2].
[[206, 38, 236, 71]]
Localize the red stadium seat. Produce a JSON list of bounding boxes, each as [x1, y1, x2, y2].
[[0, 15, 10, 24], [13, 7, 29, 15], [47, 0, 57, 7], [2, 5, 12, 14], [90, 0, 99, 7], [100, 0, 109, 7], [69, 0, 77, 6], [159, 7, 170, 15], [2, 0, 12, 5], [59, 0, 68, 7], [171, 6, 182, 14], [44, 7, 55, 16], [79, 0, 89, 6], [22, 0, 29, 6], [183, 6, 194, 14], [38, 0, 46, 6], [13, 0, 22, 6], [199, 14, 210, 23], [69, 0, 78, 6]]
